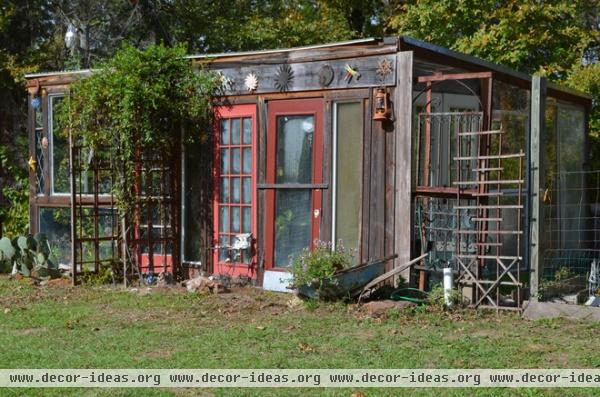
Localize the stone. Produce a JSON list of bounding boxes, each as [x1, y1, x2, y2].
[[523, 300, 600, 322], [363, 299, 416, 317]]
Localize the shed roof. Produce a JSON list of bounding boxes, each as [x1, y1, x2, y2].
[[24, 36, 591, 105]]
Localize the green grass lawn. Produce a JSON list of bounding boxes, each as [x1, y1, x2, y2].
[[0, 275, 598, 397]]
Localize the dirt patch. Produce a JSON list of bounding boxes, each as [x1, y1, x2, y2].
[[16, 327, 48, 336], [138, 348, 176, 360]]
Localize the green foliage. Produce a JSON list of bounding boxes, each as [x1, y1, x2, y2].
[[427, 284, 463, 308], [290, 240, 354, 288], [567, 62, 600, 167], [388, 0, 596, 77], [0, 146, 29, 237], [0, 233, 61, 278], [79, 261, 116, 286], [58, 44, 220, 213]]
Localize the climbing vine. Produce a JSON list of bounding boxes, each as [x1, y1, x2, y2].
[[58, 44, 221, 212]]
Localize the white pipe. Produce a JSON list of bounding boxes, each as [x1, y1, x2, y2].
[[443, 267, 453, 307]]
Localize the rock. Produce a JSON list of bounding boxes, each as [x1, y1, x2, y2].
[[523, 300, 600, 322], [363, 299, 416, 317], [184, 276, 227, 294]]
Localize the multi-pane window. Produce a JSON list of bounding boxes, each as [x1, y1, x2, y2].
[[33, 97, 45, 194], [49, 95, 70, 194], [217, 116, 254, 264]]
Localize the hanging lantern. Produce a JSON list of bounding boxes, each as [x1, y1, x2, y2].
[[373, 87, 390, 121]]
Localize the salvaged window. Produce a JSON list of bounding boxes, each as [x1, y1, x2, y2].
[[215, 107, 256, 266], [49, 95, 70, 194], [33, 96, 45, 194], [333, 101, 363, 262], [39, 207, 71, 266]]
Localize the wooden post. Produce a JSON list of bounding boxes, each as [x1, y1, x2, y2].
[[394, 51, 413, 284], [529, 76, 547, 301]]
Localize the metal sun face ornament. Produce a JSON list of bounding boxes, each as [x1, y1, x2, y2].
[[244, 73, 258, 92], [275, 64, 294, 92]]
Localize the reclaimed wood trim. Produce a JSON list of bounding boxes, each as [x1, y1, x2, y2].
[[369, 89, 386, 262], [394, 51, 414, 283], [361, 95, 373, 263], [214, 54, 397, 95], [321, 100, 333, 244], [384, 88, 396, 272], [529, 76, 547, 301]]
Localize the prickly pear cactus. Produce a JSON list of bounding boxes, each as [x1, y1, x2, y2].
[[3, 233, 62, 279], [0, 237, 16, 260]]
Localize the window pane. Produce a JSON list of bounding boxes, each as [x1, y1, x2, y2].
[[232, 148, 241, 174], [220, 119, 229, 144], [220, 178, 230, 203], [219, 206, 229, 232], [274, 189, 312, 267], [243, 207, 251, 233], [231, 118, 241, 144], [35, 128, 45, 194], [335, 102, 363, 259], [220, 148, 230, 174], [51, 96, 70, 193], [242, 177, 251, 204], [276, 115, 314, 183], [231, 207, 241, 232], [242, 118, 252, 144], [232, 177, 241, 203], [39, 207, 71, 266], [219, 234, 229, 261], [242, 147, 252, 174]]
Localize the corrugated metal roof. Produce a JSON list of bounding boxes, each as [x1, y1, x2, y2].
[[25, 69, 92, 79], [184, 38, 379, 60]]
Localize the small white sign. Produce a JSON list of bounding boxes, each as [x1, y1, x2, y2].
[[262, 270, 293, 293]]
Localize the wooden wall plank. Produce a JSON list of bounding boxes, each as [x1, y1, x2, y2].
[[361, 96, 372, 263], [529, 76, 547, 301], [369, 89, 386, 262], [394, 51, 414, 283], [384, 89, 396, 272]]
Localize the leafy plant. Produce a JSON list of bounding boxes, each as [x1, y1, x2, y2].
[[427, 283, 463, 309], [0, 233, 61, 278], [290, 240, 354, 289]]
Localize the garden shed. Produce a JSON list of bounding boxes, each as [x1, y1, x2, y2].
[[24, 36, 594, 309]]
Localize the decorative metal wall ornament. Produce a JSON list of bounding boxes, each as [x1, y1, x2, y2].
[[275, 64, 294, 92], [244, 73, 258, 92], [376, 59, 393, 84], [31, 96, 41, 110], [217, 72, 232, 90], [344, 64, 361, 83], [318, 65, 334, 87]]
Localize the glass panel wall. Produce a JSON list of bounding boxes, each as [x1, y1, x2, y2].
[[333, 101, 363, 262]]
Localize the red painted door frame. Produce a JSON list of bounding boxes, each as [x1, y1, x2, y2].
[[264, 98, 324, 270], [213, 104, 258, 278]]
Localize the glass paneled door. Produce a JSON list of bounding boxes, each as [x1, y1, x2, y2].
[[213, 104, 257, 278], [265, 99, 324, 269]]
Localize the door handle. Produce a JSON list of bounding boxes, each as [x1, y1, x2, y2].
[[313, 209, 320, 218]]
